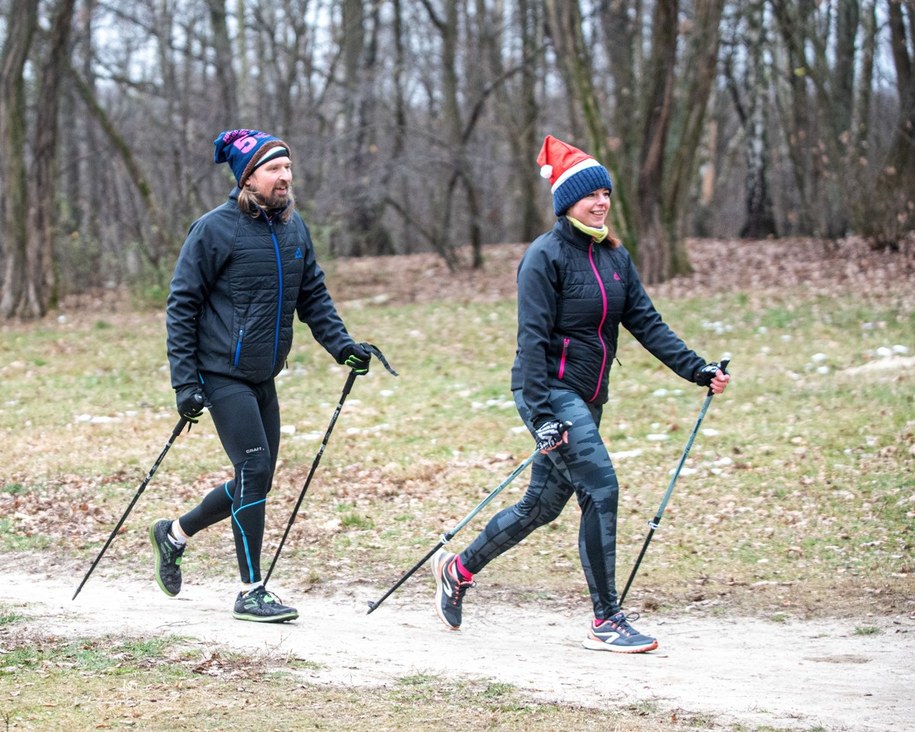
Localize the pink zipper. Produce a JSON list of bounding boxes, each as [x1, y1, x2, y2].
[[558, 337, 570, 379], [587, 242, 608, 402]]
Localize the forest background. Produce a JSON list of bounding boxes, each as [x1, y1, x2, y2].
[[1, 4, 914, 727], [1, 0, 914, 319]]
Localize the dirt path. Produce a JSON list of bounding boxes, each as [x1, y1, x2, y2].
[[12, 563, 913, 732]]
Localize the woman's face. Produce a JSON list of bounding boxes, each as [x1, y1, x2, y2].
[[567, 189, 611, 228]]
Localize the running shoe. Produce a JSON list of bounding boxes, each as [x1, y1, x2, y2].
[[149, 519, 185, 597], [233, 585, 299, 623], [582, 611, 659, 653], [432, 549, 474, 630]]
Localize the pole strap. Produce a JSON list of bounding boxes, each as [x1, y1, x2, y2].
[[365, 343, 398, 377]]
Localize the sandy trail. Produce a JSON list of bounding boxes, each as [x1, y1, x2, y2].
[[11, 565, 914, 732]]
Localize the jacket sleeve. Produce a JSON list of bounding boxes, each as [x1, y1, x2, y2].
[[619, 252, 705, 382], [295, 222, 354, 361], [165, 216, 229, 389], [516, 239, 561, 427]]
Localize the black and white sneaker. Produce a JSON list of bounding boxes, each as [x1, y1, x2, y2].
[[149, 519, 185, 597], [233, 585, 299, 623], [582, 611, 658, 653], [432, 549, 474, 630]]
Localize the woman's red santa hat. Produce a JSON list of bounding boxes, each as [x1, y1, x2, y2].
[[537, 135, 614, 216]]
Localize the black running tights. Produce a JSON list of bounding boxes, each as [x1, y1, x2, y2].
[[178, 373, 280, 584]]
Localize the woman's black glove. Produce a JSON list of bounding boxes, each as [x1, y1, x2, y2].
[[176, 384, 208, 422], [341, 342, 372, 375], [694, 361, 725, 387], [534, 419, 567, 454]]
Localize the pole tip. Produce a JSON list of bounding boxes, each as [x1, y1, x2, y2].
[[366, 601, 376, 615]]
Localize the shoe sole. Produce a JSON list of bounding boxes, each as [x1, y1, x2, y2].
[[232, 610, 299, 623], [581, 637, 659, 653], [431, 551, 460, 631], [149, 521, 179, 598]]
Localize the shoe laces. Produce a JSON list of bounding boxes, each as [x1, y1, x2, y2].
[[248, 585, 285, 605], [164, 540, 185, 564], [449, 577, 474, 607], [605, 611, 641, 637]]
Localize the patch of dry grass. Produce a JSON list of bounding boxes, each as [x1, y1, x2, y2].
[[1, 627, 715, 732]]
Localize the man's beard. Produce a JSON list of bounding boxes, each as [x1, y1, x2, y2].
[[260, 188, 294, 211]]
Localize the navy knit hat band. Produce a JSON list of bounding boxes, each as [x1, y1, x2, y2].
[[551, 163, 614, 216]]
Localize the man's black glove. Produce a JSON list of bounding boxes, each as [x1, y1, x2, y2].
[[341, 342, 372, 375], [694, 361, 725, 387], [534, 419, 566, 453], [176, 384, 208, 422]]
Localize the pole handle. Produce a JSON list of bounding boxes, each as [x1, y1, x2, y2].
[[706, 358, 730, 396]]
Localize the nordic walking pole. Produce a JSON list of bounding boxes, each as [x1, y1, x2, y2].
[[73, 416, 190, 600], [264, 345, 397, 585], [366, 423, 571, 615], [619, 359, 730, 606], [264, 370, 356, 585]]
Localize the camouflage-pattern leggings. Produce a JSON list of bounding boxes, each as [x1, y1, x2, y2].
[[459, 388, 621, 619]]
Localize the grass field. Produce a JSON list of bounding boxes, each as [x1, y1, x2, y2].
[[1, 241, 913, 730]]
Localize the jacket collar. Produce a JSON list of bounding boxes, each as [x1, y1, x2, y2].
[[553, 216, 594, 251], [226, 187, 290, 223]]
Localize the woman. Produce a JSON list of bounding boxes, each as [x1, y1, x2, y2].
[[151, 129, 372, 622], [432, 135, 729, 652]]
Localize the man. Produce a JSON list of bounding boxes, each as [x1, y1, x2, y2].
[[151, 129, 372, 622]]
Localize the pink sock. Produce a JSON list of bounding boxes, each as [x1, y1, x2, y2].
[[455, 556, 473, 582]]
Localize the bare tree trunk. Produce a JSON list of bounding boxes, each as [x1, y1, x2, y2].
[[726, 0, 778, 239], [834, 0, 860, 139], [665, 0, 727, 265], [636, 0, 678, 283], [479, 0, 545, 242], [510, 0, 545, 241], [338, 0, 393, 257], [0, 0, 38, 319], [598, 0, 643, 198], [867, 0, 915, 248], [27, 0, 77, 317], [388, 0, 413, 253], [235, 0, 250, 110], [521, 0, 547, 241], [438, 0, 466, 269], [207, 0, 239, 123], [772, 1, 817, 235], [854, 1, 877, 154]]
